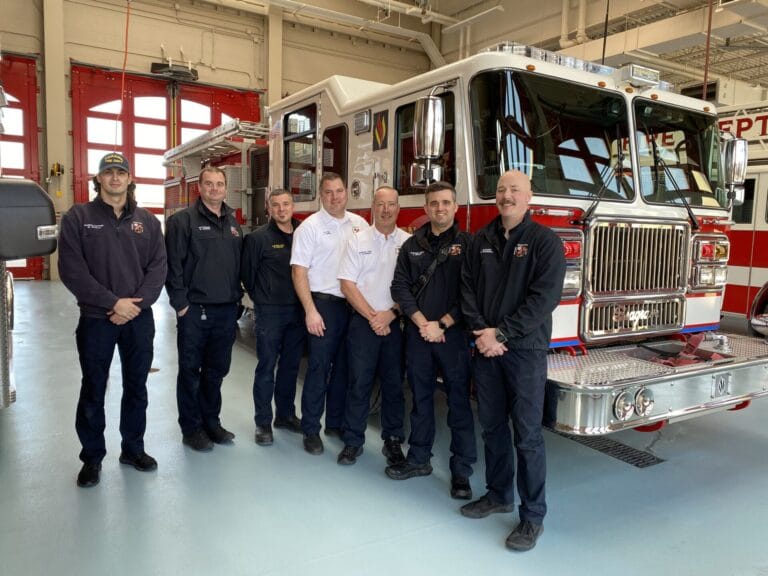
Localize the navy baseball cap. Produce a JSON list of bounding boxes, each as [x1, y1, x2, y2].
[[98, 152, 131, 174]]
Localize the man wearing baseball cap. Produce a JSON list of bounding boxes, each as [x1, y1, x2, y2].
[[59, 152, 167, 488]]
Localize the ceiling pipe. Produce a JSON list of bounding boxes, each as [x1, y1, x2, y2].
[[576, 0, 588, 44], [442, 5, 504, 35], [702, 0, 715, 99], [559, 0, 576, 48], [356, 0, 457, 26], [199, 0, 446, 66]]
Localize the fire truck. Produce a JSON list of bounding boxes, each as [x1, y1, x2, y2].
[[717, 104, 768, 334], [165, 42, 768, 435]]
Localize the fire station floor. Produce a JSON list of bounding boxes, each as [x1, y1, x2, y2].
[[2, 280, 768, 576]]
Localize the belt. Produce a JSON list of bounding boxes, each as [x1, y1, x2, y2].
[[311, 292, 346, 302]]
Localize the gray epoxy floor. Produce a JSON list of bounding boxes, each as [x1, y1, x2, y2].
[[2, 280, 768, 576]]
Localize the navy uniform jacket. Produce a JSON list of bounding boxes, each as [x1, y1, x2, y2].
[[461, 212, 566, 350], [390, 221, 469, 326], [241, 218, 300, 306], [165, 198, 243, 311], [58, 195, 167, 318]]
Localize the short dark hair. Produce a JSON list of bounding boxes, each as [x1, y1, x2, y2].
[[424, 181, 456, 202], [268, 188, 293, 200], [319, 172, 345, 190], [199, 165, 227, 186]]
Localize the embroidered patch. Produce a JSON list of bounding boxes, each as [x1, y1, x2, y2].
[[409, 250, 425, 256], [230, 226, 240, 237], [448, 244, 462, 256], [198, 225, 211, 231], [272, 243, 285, 249], [514, 244, 529, 258], [352, 226, 361, 234], [480, 248, 494, 254], [84, 223, 104, 230], [131, 221, 144, 234], [359, 250, 373, 256]]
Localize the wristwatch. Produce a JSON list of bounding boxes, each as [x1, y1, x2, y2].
[[495, 327, 508, 344], [438, 319, 448, 331]]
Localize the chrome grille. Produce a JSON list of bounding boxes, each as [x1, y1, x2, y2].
[[585, 297, 685, 340], [588, 220, 688, 296]]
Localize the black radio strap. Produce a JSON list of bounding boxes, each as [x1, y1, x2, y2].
[[410, 245, 451, 300]]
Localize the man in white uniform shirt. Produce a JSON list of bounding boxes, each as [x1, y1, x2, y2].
[[291, 172, 368, 455], [336, 186, 410, 466]]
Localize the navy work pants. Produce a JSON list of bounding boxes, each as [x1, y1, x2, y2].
[[75, 309, 155, 464], [474, 348, 548, 524], [176, 302, 238, 436], [252, 304, 306, 426], [342, 313, 405, 448], [301, 296, 349, 435], [404, 322, 476, 478]]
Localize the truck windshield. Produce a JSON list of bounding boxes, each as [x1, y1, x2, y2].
[[634, 99, 727, 209], [469, 70, 632, 201]]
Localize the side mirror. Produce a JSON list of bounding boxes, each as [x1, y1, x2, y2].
[[722, 137, 748, 187], [409, 163, 443, 187], [0, 179, 58, 260], [730, 184, 745, 207], [413, 95, 445, 160]]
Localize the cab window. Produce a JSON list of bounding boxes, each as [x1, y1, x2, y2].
[[284, 104, 317, 201], [394, 92, 455, 196]]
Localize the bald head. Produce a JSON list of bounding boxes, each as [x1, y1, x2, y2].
[[496, 170, 532, 229]]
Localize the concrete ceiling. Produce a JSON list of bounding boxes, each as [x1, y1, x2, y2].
[[399, 0, 768, 102], [548, 0, 768, 102]]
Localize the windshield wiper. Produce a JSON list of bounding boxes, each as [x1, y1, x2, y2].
[[645, 126, 700, 231], [577, 124, 626, 224]]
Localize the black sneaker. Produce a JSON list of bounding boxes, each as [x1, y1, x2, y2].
[[207, 425, 235, 444], [385, 461, 433, 480], [119, 451, 158, 472], [337, 445, 363, 465], [274, 415, 302, 433], [255, 424, 274, 446], [303, 433, 324, 455], [77, 462, 101, 488], [183, 430, 214, 452], [324, 426, 343, 438], [460, 494, 515, 519], [505, 520, 544, 551], [382, 437, 405, 466], [450, 476, 472, 500]]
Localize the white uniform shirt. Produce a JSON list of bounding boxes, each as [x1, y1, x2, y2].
[[290, 207, 368, 298], [338, 224, 411, 311]]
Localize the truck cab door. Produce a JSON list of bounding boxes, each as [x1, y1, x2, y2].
[[725, 171, 768, 316]]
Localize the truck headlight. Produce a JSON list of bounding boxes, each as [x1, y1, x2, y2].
[[562, 269, 581, 296], [698, 266, 714, 285], [634, 388, 655, 416], [613, 390, 635, 421], [714, 266, 727, 285]]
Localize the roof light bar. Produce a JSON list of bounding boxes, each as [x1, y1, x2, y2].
[[483, 42, 674, 91]]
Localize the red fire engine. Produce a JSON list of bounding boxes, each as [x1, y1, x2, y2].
[[165, 42, 768, 435]]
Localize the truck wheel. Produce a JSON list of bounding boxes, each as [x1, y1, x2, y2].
[[749, 283, 768, 337]]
